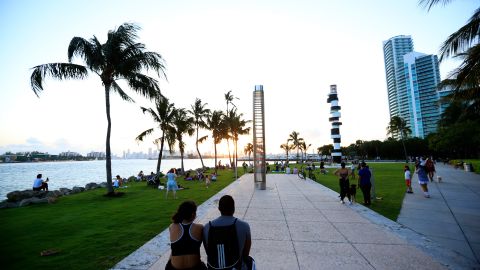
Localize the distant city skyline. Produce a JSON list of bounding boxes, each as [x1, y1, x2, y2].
[[0, 1, 476, 156]]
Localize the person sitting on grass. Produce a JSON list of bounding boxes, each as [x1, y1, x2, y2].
[[113, 175, 123, 188], [33, 174, 48, 191], [210, 172, 217, 182]]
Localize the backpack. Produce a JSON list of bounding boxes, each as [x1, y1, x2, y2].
[[207, 219, 241, 270]]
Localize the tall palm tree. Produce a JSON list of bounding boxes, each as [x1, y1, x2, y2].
[[228, 109, 251, 174], [207, 110, 225, 173], [188, 98, 210, 169], [419, 0, 480, 113], [287, 131, 304, 163], [30, 23, 166, 195], [280, 143, 294, 164], [386, 116, 412, 162], [244, 143, 254, 165], [136, 97, 176, 174], [224, 90, 238, 166], [300, 141, 312, 162], [172, 108, 195, 175]]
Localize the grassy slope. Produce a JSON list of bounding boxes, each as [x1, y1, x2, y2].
[[0, 169, 241, 270]]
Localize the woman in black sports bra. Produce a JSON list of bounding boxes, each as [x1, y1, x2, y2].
[[166, 201, 207, 270]]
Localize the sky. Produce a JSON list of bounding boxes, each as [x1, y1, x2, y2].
[[0, 0, 476, 157]]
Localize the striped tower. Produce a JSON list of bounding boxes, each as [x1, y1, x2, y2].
[[327, 85, 342, 163]]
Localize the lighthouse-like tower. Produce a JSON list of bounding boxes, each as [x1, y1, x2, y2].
[[327, 85, 342, 163]]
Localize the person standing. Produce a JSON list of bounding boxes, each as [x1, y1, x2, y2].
[[203, 195, 253, 270], [357, 162, 372, 206], [334, 162, 352, 204], [166, 201, 207, 270], [166, 168, 178, 199], [32, 174, 48, 191], [404, 165, 413, 193]]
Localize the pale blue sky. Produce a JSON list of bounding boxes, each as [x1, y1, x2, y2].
[[0, 0, 476, 156]]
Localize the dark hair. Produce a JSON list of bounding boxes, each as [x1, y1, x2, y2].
[[172, 201, 197, 223], [340, 162, 346, 168], [361, 162, 366, 167], [404, 165, 410, 171], [219, 195, 235, 216], [37, 174, 42, 178]]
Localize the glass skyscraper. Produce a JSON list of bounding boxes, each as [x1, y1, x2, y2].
[[383, 35, 449, 138]]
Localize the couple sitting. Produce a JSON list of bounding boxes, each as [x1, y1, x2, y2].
[[167, 195, 254, 270]]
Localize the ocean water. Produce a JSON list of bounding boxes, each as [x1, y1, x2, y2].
[[0, 158, 229, 200]]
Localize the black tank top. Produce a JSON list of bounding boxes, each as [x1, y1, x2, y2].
[[171, 223, 202, 256]]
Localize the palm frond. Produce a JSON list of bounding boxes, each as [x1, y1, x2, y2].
[[111, 81, 134, 102], [439, 8, 480, 60], [197, 135, 208, 144], [418, 0, 453, 11], [140, 107, 161, 123], [125, 73, 160, 99], [30, 63, 88, 96], [136, 128, 154, 142]]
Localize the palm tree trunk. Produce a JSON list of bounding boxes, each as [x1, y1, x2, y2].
[[196, 126, 205, 169], [227, 138, 232, 167], [234, 139, 238, 179], [104, 85, 114, 194], [214, 143, 218, 174], [180, 148, 185, 175], [156, 133, 165, 174], [401, 138, 408, 163]]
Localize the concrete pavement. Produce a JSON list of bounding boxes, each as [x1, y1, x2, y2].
[[397, 163, 480, 267], [113, 171, 479, 270]]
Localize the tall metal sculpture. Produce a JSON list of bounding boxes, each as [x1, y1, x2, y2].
[[327, 85, 342, 163], [253, 85, 266, 190]]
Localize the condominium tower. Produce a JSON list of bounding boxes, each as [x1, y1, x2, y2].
[[383, 35, 445, 138]]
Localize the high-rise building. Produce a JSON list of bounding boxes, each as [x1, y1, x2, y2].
[[383, 35, 414, 125], [403, 52, 442, 138], [383, 35, 450, 138]]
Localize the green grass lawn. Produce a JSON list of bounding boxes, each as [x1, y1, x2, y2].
[[0, 169, 242, 270], [450, 159, 480, 174], [271, 162, 408, 221], [1, 163, 409, 270]]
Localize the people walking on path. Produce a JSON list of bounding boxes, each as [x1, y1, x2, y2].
[[166, 201, 207, 270], [166, 168, 178, 199], [416, 158, 430, 198], [334, 162, 352, 204], [357, 162, 372, 206], [425, 157, 436, 182], [404, 165, 413, 193]]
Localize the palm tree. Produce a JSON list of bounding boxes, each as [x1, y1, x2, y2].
[[188, 98, 210, 169], [280, 143, 294, 164], [224, 90, 238, 166], [136, 96, 176, 174], [386, 116, 412, 162], [228, 109, 251, 175], [172, 108, 195, 175], [207, 110, 225, 173], [30, 23, 166, 195], [287, 131, 304, 163], [244, 143, 254, 165], [299, 141, 312, 162], [419, 0, 480, 114]]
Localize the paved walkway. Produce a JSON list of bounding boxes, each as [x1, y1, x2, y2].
[[113, 172, 479, 270], [397, 163, 480, 266]]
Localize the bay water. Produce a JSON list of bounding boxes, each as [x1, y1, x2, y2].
[[0, 158, 229, 200]]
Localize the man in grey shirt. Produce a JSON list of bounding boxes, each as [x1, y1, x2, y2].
[[203, 195, 252, 269]]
